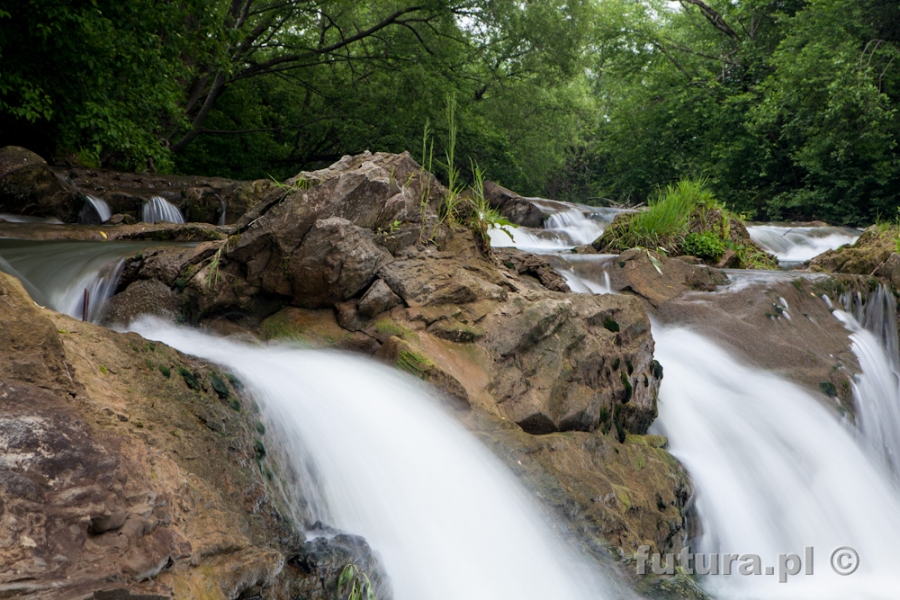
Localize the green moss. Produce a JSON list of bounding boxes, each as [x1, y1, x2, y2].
[[255, 421, 266, 435], [621, 371, 633, 403], [229, 397, 241, 411], [99, 365, 108, 375], [819, 381, 838, 397], [178, 366, 200, 390], [209, 372, 230, 399], [603, 317, 620, 333], [158, 365, 171, 378], [225, 373, 243, 390], [396, 349, 432, 379], [375, 318, 409, 338], [254, 439, 266, 458]]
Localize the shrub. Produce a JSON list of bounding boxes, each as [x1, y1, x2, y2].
[[682, 231, 726, 261], [602, 179, 722, 251]]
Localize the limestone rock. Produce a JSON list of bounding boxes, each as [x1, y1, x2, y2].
[[358, 279, 402, 318], [482, 180, 547, 228], [289, 218, 393, 308]]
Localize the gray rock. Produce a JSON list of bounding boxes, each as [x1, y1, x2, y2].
[[357, 279, 402, 317]]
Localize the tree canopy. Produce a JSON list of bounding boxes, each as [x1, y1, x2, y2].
[[2, 0, 900, 224]]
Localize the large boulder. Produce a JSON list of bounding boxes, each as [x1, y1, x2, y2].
[[482, 180, 547, 228], [0, 146, 81, 221], [105, 152, 695, 578], [0, 270, 380, 599]]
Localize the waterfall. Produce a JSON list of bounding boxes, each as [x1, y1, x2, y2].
[[652, 326, 900, 599], [0, 239, 175, 322], [543, 208, 608, 246], [832, 286, 900, 471], [747, 224, 860, 267], [84, 194, 112, 223], [142, 196, 185, 224], [489, 200, 627, 253], [128, 318, 611, 600]]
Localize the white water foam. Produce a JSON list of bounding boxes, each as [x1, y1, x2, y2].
[[653, 326, 900, 599], [747, 224, 859, 265], [85, 195, 112, 223], [142, 196, 185, 224], [128, 318, 612, 600]]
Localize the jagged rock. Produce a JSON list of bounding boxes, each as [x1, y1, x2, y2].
[[101, 153, 692, 575], [358, 279, 403, 318], [0, 146, 81, 221], [494, 248, 570, 292], [483, 180, 547, 228], [0, 271, 380, 599], [289, 218, 393, 308]]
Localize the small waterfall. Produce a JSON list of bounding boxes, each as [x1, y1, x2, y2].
[[128, 318, 610, 600], [544, 208, 608, 246], [142, 196, 185, 224], [653, 326, 900, 599], [0, 239, 178, 323], [84, 195, 112, 223], [747, 224, 860, 266], [489, 200, 627, 253], [833, 286, 900, 471]]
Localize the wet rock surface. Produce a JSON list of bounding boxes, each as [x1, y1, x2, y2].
[[102, 151, 693, 579], [0, 271, 379, 599]]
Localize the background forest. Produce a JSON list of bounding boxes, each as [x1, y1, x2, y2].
[[1, 0, 899, 225]]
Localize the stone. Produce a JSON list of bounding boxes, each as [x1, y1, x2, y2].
[[482, 180, 547, 228], [357, 279, 403, 317], [0, 146, 82, 221], [102, 279, 181, 325], [289, 218, 393, 308]]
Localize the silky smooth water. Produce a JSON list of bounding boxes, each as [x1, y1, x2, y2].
[[142, 196, 185, 224], [489, 199, 626, 253], [653, 326, 900, 599], [747, 224, 859, 266], [0, 239, 189, 322], [129, 318, 612, 600]]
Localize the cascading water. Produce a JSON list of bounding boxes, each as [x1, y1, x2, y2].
[[652, 326, 900, 599], [489, 199, 625, 252], [747, 224, 860, 267], [0, 239, 186, 322], [128, 318, 614, 600], [84, 194, 112, 223], [830, 286, 900, 472], [142, 196, 185, 224]]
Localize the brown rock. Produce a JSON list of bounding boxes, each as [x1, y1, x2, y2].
[[482, 180, 547, 228], [102, 279, 181, 326], [289, 218, 393, 308], [611, 249, 729, 308]]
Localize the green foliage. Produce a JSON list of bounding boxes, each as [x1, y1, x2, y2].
[[682, 232, 726, 262], [337, 564, 377, 600], [177, 366, 200, 390], [602, 180, 721, 251], [570, 0, 900, 225], [158, 365, 171, 378], [209, 372, 230, 399]]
